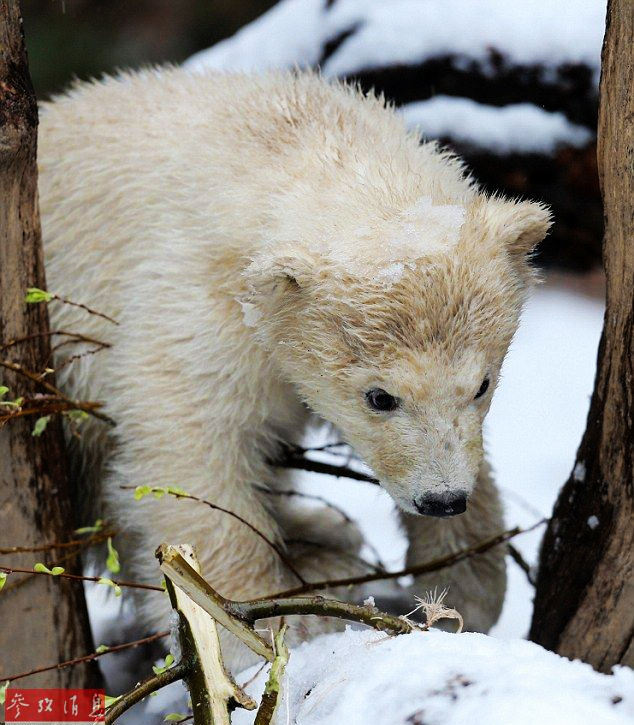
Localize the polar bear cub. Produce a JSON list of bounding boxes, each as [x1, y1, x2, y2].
[[38, 69, 550, 666]]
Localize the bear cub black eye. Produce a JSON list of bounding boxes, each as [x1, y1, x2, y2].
[[474, 377, 490, 400], [365, 388, 400, 412]]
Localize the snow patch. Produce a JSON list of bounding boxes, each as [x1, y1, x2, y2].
[[238, 300, 262, 328], [186, 0, 606, 80], [400, 97, 593, 154], [233, 628, 634, 725], [573, 460, 587, 482]]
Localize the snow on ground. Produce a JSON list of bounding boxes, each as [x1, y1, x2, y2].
[[185, 0, 606, 77], [233, 629, 634, 725], [400, 97, 593, 154]]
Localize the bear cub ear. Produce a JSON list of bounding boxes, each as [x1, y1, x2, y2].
[[243, 246, 318, 299], [494, 199, 553, 257]]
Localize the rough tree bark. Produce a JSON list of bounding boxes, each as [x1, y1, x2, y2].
[[529, 0, 633, 671], [0, 0, 98, 687]]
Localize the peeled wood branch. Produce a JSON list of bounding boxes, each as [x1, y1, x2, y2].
[[157, 545, 421, 642], [164, 545, 256, 725]]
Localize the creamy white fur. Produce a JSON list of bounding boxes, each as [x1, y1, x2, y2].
[[38, 69, 550, 669]]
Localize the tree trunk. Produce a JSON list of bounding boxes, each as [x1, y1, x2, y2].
[[529, 0, 634, 671], [0, 0, 99, 687]]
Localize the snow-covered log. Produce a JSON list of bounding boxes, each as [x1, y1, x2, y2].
[[186, 0, 606, 270]]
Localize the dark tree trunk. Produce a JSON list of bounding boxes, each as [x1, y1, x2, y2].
[[0, 0, 99, 687], [529, 0, 634, 671]]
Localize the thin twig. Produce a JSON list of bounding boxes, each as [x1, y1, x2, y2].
[[55, 343, 109, 372], [0, 631, 169, 683], [0, 399, 104, 425], [104, 661, 190, 724], [52, 294, 119, 326], [258, 486, 387, 571], [0, 358, 115, 426], [261, 519, 548, 599], [0, 329, 111, 352], [0, 564, 163, 592], [507, 543, 537, 586], [121, 485, 306, 586], [0, 529, 116, 555], [274, 455, 378, 484]]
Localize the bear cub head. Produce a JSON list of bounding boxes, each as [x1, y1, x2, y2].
[[244, 193, 551, 517]]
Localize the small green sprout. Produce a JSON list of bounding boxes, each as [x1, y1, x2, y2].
[[25, 287, 53, 303], [32, 415, 51, 437], [64, 409, 89, 424], [95, 644, 110, 654], [164, 713, 189, 721], [34, 563, 65, 575], [74, 519, 104, 535], [97, 577, 122, 597], [106, 537, 120, 574], [152, 653, 174, 675], [0, 572, 7, 591], [0, 680, 9, 705]]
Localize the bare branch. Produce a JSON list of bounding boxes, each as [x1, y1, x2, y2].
[[262, 519, 548, 599], [124, 485, 306, 585], [0, 358, 116, 426], [50, 294, 119, 326], [0, 631, 169, 683], [0, 564, 163, 593], [0, 528, 116, 555], [104, 662, 190, 725]]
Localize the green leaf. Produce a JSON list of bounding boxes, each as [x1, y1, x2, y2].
[[152, 653, 175, 675], [64, 409, 89, 423], [164, 714, 189, 722], [0, 680, 9, 705], [33, 563, 63, 575], [106, 537, 120, 574], [0, 572, 7, 591], [95, 644, 110, 654], [133, 485, 152, 500], [74, 519, 103, 535], [0, 386, 9, 398], [25, 287, 53, 303], [97, 577, 122, 597], [152, 488, 166, 499], [32, 415, 51, 437], [104, 695, 121, 708]]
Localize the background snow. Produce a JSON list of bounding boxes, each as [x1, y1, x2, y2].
[[185, 0, 604, 156], [186, 0, 606, 76], [400, 97, 593, 154]]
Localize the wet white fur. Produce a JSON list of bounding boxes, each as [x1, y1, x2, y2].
[[38, 69, 550, 669]]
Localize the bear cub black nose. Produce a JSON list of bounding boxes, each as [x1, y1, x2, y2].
[[414, 491, 467, 517]]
